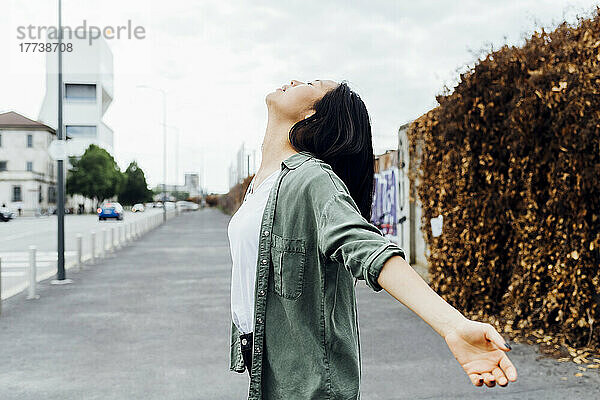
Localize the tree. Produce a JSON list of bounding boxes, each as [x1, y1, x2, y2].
[[66, 144, 123, 206], [119, 161, 153, 205], [172, 190, 190, 202]]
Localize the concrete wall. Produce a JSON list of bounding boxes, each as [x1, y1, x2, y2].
[[398, 123, 428, 269]]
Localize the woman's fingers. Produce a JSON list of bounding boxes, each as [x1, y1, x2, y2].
[[481, 372, 496, 387], [492, 366, 508, 386], [500, 353, 518, 381], [484, 324, 511, 351], [469, 373, 484, 386]]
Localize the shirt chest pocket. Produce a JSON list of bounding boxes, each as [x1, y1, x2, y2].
[[270, 233, 306, 300]]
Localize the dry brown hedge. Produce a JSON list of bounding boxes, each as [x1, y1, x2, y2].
[[408, 8, 600, 356]]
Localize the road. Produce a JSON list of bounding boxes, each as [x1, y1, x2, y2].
[[0, 208, 165, 300], [0, 208, 598, 399], [0, 208, 164, 253]]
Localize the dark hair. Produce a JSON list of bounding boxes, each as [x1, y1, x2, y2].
[[289, 81, 374, 221]]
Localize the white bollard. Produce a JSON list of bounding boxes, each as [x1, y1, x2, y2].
[[107, 228, 113, 253], [120, 225, 125, 245], [101, 228, 107, 257], [27, 246, 37, 300], [76, 233, 83, 271], [91, 231, 96, 264], [112, 227, 118, 249]]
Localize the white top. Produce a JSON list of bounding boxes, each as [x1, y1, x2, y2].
[[228, 169, 280, 334]]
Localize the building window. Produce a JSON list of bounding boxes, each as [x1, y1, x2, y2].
[[27, 161, 33, 172], [65, 125, 97, 139], [39, 185, 43, 203], [27, 134, 33, 148], [65, 83, 96, 100], [12, 186, 22, 202], [0, 133, 2, 147], [0, 161, 6, 171], [48, 186, 56, 204]]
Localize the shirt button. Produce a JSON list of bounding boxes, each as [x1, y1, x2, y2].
[[261, 259, 267, 265], [258, 290, 265, 296], [263, 230, 270, 236], [257, 317, 263, 324], [255, 346, 261, 353]]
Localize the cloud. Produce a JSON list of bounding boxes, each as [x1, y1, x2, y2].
[[1, 0, 598, 192]]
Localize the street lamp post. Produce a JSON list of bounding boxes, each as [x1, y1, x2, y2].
[[137, 85, 167, 223], [163, 124, 180, 190], [51, 0, 71, 285]]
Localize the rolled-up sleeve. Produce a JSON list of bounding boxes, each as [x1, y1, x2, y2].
[[317, 191, 406, 292]]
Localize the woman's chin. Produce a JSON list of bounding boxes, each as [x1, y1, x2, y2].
[[265, 90, 281, 105]]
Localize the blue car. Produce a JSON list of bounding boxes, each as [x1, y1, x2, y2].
[[98, 202, 124, 221]]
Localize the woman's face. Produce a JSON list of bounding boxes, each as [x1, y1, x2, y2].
[[266, 79, 338, 122]]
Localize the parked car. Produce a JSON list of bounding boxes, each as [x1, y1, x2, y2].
[[98, 202, 124, 221], [164, 201, 176, 210], [49, 206, 72, 215], [176, 200, 199, 211], [154, 202, 163, 208], [131, 203, 145, 213], [0, 206, 14, 222]]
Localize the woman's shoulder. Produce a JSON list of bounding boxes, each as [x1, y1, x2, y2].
[[285, 157, 350, 200]]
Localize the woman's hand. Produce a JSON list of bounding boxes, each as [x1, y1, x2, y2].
[[444, 319, 518, 387], [377, 256, 519, 387]]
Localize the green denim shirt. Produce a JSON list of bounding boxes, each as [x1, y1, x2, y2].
[[229, 150, 406, 399]]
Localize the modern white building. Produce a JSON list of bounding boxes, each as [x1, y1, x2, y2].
[[228, 142, 258, 189], [0, 112, 57, 215], [38, 35, 114, 156], [154, 172, 203, 201], [38, 34, 114, 212], [184, 173, 201, 197]]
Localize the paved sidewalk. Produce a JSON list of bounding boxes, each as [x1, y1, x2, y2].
[[0, 208, 598, 399], [0, 209, 248, 400]]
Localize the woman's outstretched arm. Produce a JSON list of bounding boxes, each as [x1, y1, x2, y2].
[[377, 255, 518, 388]]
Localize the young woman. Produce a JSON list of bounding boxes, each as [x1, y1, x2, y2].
[[227, 79, 518, 399]]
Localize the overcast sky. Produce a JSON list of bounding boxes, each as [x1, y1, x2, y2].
[[1, 0, 598, 193]]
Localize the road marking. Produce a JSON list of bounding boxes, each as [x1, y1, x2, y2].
[[0, 228, 55, 241], [1, 271, 24, 277]]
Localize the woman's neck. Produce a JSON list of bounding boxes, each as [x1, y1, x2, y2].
[[257, 114, 298, 176]]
